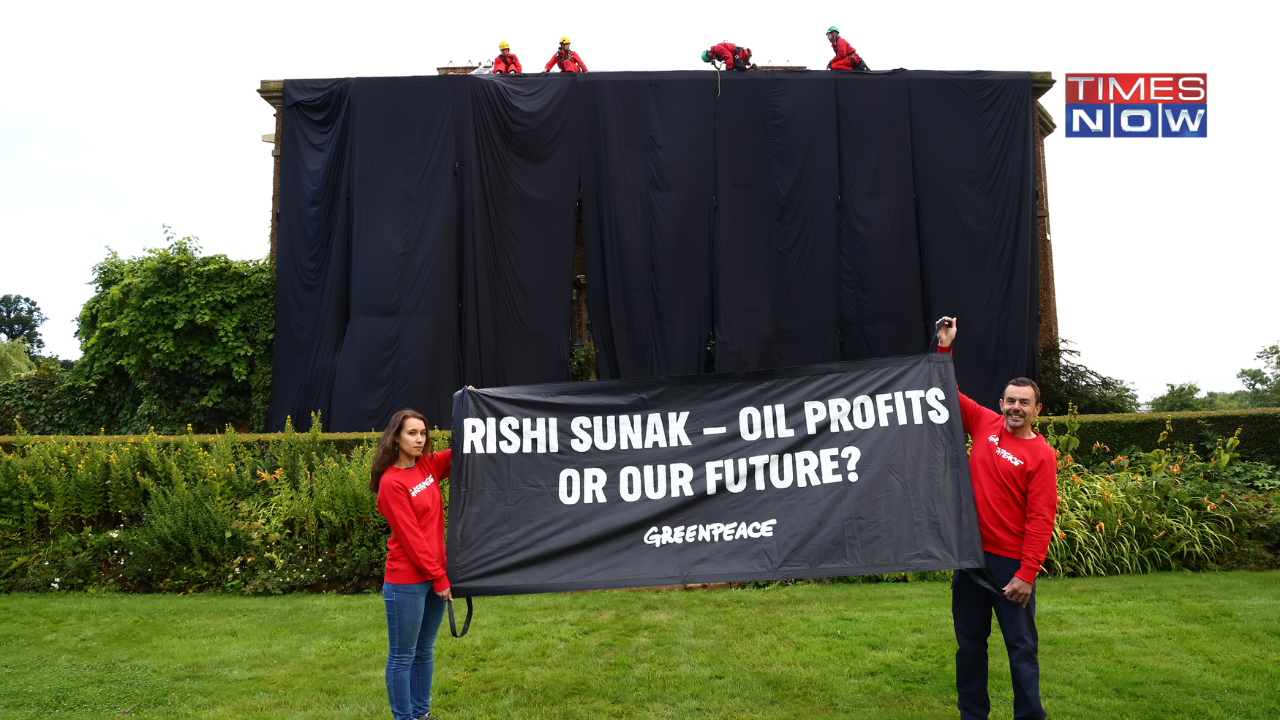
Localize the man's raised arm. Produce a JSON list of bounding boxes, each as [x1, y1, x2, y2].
[[934, 316, 1000, 435]]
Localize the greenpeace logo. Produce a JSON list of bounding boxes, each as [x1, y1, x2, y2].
[[644, 519, 777, 547], [986, 435, 1024, 467], [410, 476, 436, 497]]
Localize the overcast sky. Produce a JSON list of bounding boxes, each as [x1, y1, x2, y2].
[[2, 1, 1274, 400]]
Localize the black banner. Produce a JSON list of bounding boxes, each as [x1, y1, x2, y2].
[[447, 353, 983, 596]]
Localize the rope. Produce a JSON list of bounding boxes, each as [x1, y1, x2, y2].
[[716, 65, 721, 97], [447, 597, 473, 638]]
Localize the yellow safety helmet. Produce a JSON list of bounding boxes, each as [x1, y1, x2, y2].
[[559, 36, 571, 44], [498, 40, 510, 50]]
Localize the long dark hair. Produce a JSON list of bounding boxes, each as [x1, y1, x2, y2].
[[369, 409, 431, 493]]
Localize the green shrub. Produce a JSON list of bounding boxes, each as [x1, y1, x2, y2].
[[0, 357, 102, 436], [0, 416, 452, 594], [68, 228, 273, 434], [1041, 410, 1280, 576], [1038, 407, 1280, 465]]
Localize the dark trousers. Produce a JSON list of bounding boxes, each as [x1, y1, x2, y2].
[[952, 552, 1046, 720]]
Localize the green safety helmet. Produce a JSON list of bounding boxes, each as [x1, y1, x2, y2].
[[827, 26, 839, 34], [701, 50, 711, 63]]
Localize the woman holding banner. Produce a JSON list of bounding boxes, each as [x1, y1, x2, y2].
[[371, 409, 453, 720]]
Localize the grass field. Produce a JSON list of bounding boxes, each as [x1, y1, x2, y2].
[[0, 572, 1277, 719]]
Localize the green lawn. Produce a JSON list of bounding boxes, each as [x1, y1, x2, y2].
[[0, 572, 1277, 719]]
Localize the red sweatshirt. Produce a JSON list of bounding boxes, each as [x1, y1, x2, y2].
[[377, 449, 453, 591], [939, 346, 1057, 583]]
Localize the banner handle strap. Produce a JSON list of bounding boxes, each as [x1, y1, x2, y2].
[[962, 568, 1009, 599], [447, 597, 473, 638]]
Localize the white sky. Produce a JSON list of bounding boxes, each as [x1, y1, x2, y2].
[[1, 1, 1274, 400]]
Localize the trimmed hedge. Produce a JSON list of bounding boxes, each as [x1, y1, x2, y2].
[[1037, 408, 1280, 463], [0, 430, 451, 456], [7, 409, 1271, 462]]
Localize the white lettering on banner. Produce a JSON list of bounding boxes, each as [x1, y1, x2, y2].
[[409, 476, 436, 497], [668, 412, 692, 446], [925, 388, 949, 423], [620, 415, 642, 450], [875, 393, 895, 427], [644, 519, 778, 547], [467, 386, 949, 455], [903, 390, 926, 424]]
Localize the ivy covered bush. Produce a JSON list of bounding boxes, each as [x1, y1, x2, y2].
[[0, 229, 273, 435]]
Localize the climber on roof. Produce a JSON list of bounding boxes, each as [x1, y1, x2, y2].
[[702, 43, 755, 71], [544, 37, 587, 73], [493, 41, 522, 74], [825, 27, 867, 71]]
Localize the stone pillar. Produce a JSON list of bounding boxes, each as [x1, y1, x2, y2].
[[1031, 73, 1058, 351], [257, 81, 284, 264]]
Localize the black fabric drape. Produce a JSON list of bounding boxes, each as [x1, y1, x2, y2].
[[458, 75, 578, 389], [327, 78, 462, 431], [269, 79, 354, 432], [836, 71, 927, 360], [713, 72, 841, 372], [909, 72, 1038, 410], [270, 70, 1038, 432], [578, 72, 716, 380]]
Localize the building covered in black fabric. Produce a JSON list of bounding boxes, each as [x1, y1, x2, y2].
[[268, 70, 1039, 433]]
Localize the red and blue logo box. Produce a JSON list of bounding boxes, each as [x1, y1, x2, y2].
[[1065, 74, 1207, 138]]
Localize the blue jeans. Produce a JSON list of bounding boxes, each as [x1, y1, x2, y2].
[[952, 552, 1046, 720], [383, 581, 446, 720]]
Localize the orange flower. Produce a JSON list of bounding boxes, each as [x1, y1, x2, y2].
[[1153, 530, 1166, 539], [1095, 522, 1105, 532], [1072, 476, 1083, 484], [1058, 532, 1066, 538], [1207, 503, 1218, 510]]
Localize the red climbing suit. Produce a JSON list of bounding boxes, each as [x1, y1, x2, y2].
[[828, 36, 862, 71], [493, 53, 522, 74], [544, 49, 587, 73], [710, 43, 752, 71]]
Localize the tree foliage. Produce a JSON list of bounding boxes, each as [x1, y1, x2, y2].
[[1038, 339, 1139, 415], [1150, 382, 1206, 412], [71, 229, 274, 434], [0, 294, 46, 354], [1148, 343, 1280, 412], [0, 340, 36, 377], [1238, 342, 1280, 408]]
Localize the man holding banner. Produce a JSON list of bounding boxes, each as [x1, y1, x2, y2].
[[936, 317, 1055, 720]]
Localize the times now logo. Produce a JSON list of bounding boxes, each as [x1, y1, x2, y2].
[[1065, 74, 1207, 138]]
